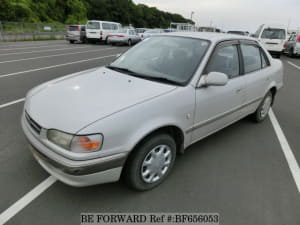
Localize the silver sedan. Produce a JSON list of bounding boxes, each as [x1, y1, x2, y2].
[[22, 33, 283, 191], [107, 29, 141, 46]]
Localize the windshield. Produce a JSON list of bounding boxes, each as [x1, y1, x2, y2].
[[87, 22, 100, 29], [109, 36, 210, 85], [261, 28, 286, 40]]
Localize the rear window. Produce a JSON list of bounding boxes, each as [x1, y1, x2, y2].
[[87, 22, 100, 29], [261, 28, 286, 40], [68, 26, 79, 31]]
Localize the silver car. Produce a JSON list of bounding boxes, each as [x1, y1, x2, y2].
[[65, 25, 86, 44], [22, 33, 283, 191], [107, 29, 141, 46]]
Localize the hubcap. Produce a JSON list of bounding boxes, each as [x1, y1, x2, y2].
[[260, 96, 272, 118], [141, 145, 172, 183]]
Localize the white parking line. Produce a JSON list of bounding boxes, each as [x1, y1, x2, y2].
[[0, 176, 56, 225], [0, 41, 64, 48], [0, 46, 89, 56], [0, 47, 116, 64], [0, 98, 25, 109], [287, 61, 300, 70], [0, 54, 117, 79], [269, 109, 300, 193], [0, 44, 68, 51]]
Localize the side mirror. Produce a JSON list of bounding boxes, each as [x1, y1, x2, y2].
[[199, 72, 228, 87]]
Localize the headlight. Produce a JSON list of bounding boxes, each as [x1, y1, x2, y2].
[[47, 130, 73, 150], [47, 129, 103, 153]]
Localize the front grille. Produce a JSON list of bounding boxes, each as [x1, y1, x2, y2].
[[25, 112, 42, 134]]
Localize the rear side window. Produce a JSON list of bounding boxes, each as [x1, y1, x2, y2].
[[241, 45, 262, 73], [102, 23, 112, 30], [260, 49, 270, 68], [206, 45, 240, 79], [68, 26, 79, 31], [112, 24, 119, 30], [87, 22, 100, 29]]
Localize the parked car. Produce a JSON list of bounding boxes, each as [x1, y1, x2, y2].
[[86, 20, 121, 44], [285, 33, 300, 57], [140, 29, 165, 40], [107, 29, 141, 46], [227, 31, 248, 36], [22, 33, 283, 191], [254, 24, 288, 58], [65, 25, 86, 44]]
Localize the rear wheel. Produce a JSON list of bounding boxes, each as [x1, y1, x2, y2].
[[123, 133, 176, 191], [69, 40, 75, 44], [252, 91, 273, 123], [128, 39, 132, 46]]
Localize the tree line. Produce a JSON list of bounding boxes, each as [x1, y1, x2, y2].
[[0, 0, 193, 28]]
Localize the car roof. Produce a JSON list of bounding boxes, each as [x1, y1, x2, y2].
[[87, 20, 120, 24], [160, 32, 257, 43], [262, 24, 287, 29]]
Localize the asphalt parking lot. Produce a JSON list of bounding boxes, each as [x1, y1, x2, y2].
[[0, 40, 299, 225]]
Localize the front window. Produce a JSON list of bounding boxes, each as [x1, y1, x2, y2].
[[87, 22, 100, 29], [108, 36, 210, 85], [261, 28, 286, 40], [205, 45, 240, 79]]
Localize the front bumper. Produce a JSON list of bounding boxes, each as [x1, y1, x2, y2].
[[21, 114, 127, 187]]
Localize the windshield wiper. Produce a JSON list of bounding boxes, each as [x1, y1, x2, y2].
[[144, 76, 182, 85], [106, 65, 141, 76], [106, 65, 181, 86]]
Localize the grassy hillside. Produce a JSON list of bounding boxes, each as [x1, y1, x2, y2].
[[0, 0, 193, 28]]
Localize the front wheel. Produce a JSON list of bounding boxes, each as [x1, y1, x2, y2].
[[123, 133, 176, 191], [252, 91, 273, 123], [288, 48, 294, 57]]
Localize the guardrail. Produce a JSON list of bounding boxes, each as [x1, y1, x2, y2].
[[0, 21, 66, 41]]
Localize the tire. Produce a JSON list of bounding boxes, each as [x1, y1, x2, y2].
[[69, 40, 75, 44], [288, 48, 294, 58], [128, 39, 132, 46], [251, 91, 273, 123], [123, 133, 176, 191]]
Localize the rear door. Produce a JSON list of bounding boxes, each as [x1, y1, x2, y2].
[[67, 25, 80, 39], [191, 41, 246, 143], [86, 21, 100, 39], [260, 28, 287, 52], [239, 41, 272, 115]]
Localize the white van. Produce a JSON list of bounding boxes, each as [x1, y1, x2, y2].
[[86, 20, 121, 43], [255, 24, 287, 58]]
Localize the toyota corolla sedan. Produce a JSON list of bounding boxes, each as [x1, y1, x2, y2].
[[22, 33, 283, 191]]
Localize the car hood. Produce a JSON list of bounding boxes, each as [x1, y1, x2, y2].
[[26, 67, 176, 133]]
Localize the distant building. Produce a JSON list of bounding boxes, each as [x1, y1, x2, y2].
[[198, 26, 222, 33], [169, 22, 196, 32]]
